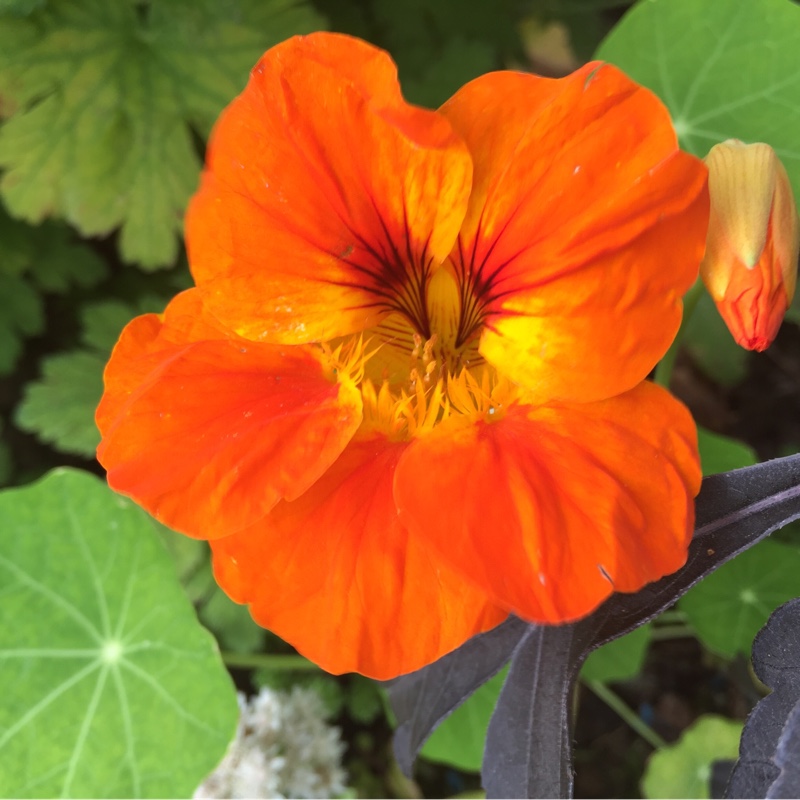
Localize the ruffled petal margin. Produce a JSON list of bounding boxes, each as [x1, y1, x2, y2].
[[187, 32, 472, 344], [394, 381, 700, 623], [439, 63, 709, 402], [210, 436, 507, 679], [96, 291, 362, 539]]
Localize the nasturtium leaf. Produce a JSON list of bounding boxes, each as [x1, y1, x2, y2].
[[581, 623, 650, 684], [391, 454, 800, 797], [0, 273, 43, 374], [421, 668, 508, 773], [596, 0, 800, 196], [729, 598, 800, 797], [697, 427, 757, 477], [0, 468, 238, 798], [684, 294, 750, 388], [0, 0, 323, 269], [680, 539, 800, 659], [643, 715, 743, 800]]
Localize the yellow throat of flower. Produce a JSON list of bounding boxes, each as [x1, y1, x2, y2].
[[319, 269, 522, 441]]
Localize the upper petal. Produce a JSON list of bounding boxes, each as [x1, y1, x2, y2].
[[210, 436, 506, 679], [439, 63, 709, 402], [394, 381, 700, 623], [96, 290, 362, 538], [186, 32, 472, 344]]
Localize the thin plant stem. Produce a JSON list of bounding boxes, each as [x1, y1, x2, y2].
[[222, 651, 319, 671], [654, 278, 706, 388], [586, 680, 668, 751]]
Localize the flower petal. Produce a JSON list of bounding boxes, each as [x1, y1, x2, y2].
[[394, 382, 700, 623], [96, 290, 362, 538], [187, 32, 472, 344], [439, 63, 709, 402], [210, 437, 506, 678]]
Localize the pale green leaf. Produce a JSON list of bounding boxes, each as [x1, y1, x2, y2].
[[0, 468, 238, 798], [642, 715, 742, 799], [0, 0, 323, 268], [680, 538, 800, 658], [596, 0, 800, 196]]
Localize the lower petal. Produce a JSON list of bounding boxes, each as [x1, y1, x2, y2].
[[210, 437, 506, 679], [394, 382, 700, 623], [97, 292, 362, 539]]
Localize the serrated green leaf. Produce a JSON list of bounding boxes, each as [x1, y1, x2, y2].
[[1, 203, 107, 291], [642, 715, 742, 799], [683, 292, 749, 387], [697, 426, 757, 476], [596, 0, 800, 195], [581, 623, 650, 683], [420, 667, 508, 773], [15, 350, 106, 456], [680, 539, 800, 658], [0, 273, 44, 373], [14, 300, 142, 456], [0, 468, 238, 798], [79, 299, 143, 352], [0, 0, 324, 269]]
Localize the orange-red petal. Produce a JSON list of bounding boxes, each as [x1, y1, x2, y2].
[[394, 381, 700, 623], [96, 290, 362, 539], [439, 63, 709, 402], [186, 32, 472, 344], [210, 437, 506, 679]]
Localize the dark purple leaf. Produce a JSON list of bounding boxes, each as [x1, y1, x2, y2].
[[389, 454, 800, 798], [389, 616, 529, 776], [482, 625, 579, 798], [727, 598, 800, 798]]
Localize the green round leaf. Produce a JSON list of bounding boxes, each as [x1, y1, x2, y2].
[[680, 538, 800, 658], [0, 468, 238, 798], [643, 715, 742, 799], [597, 0, 800, 194]]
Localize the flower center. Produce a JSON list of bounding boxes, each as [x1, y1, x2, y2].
[[323, 268, 519, 441]]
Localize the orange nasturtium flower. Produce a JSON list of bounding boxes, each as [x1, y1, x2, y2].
[[97, 33, 709, 679]]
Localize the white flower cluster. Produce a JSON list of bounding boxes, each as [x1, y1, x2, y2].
[[195, 686, 349, 799]]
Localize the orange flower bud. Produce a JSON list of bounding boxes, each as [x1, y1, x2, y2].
[[701, 140, 799, 351]]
